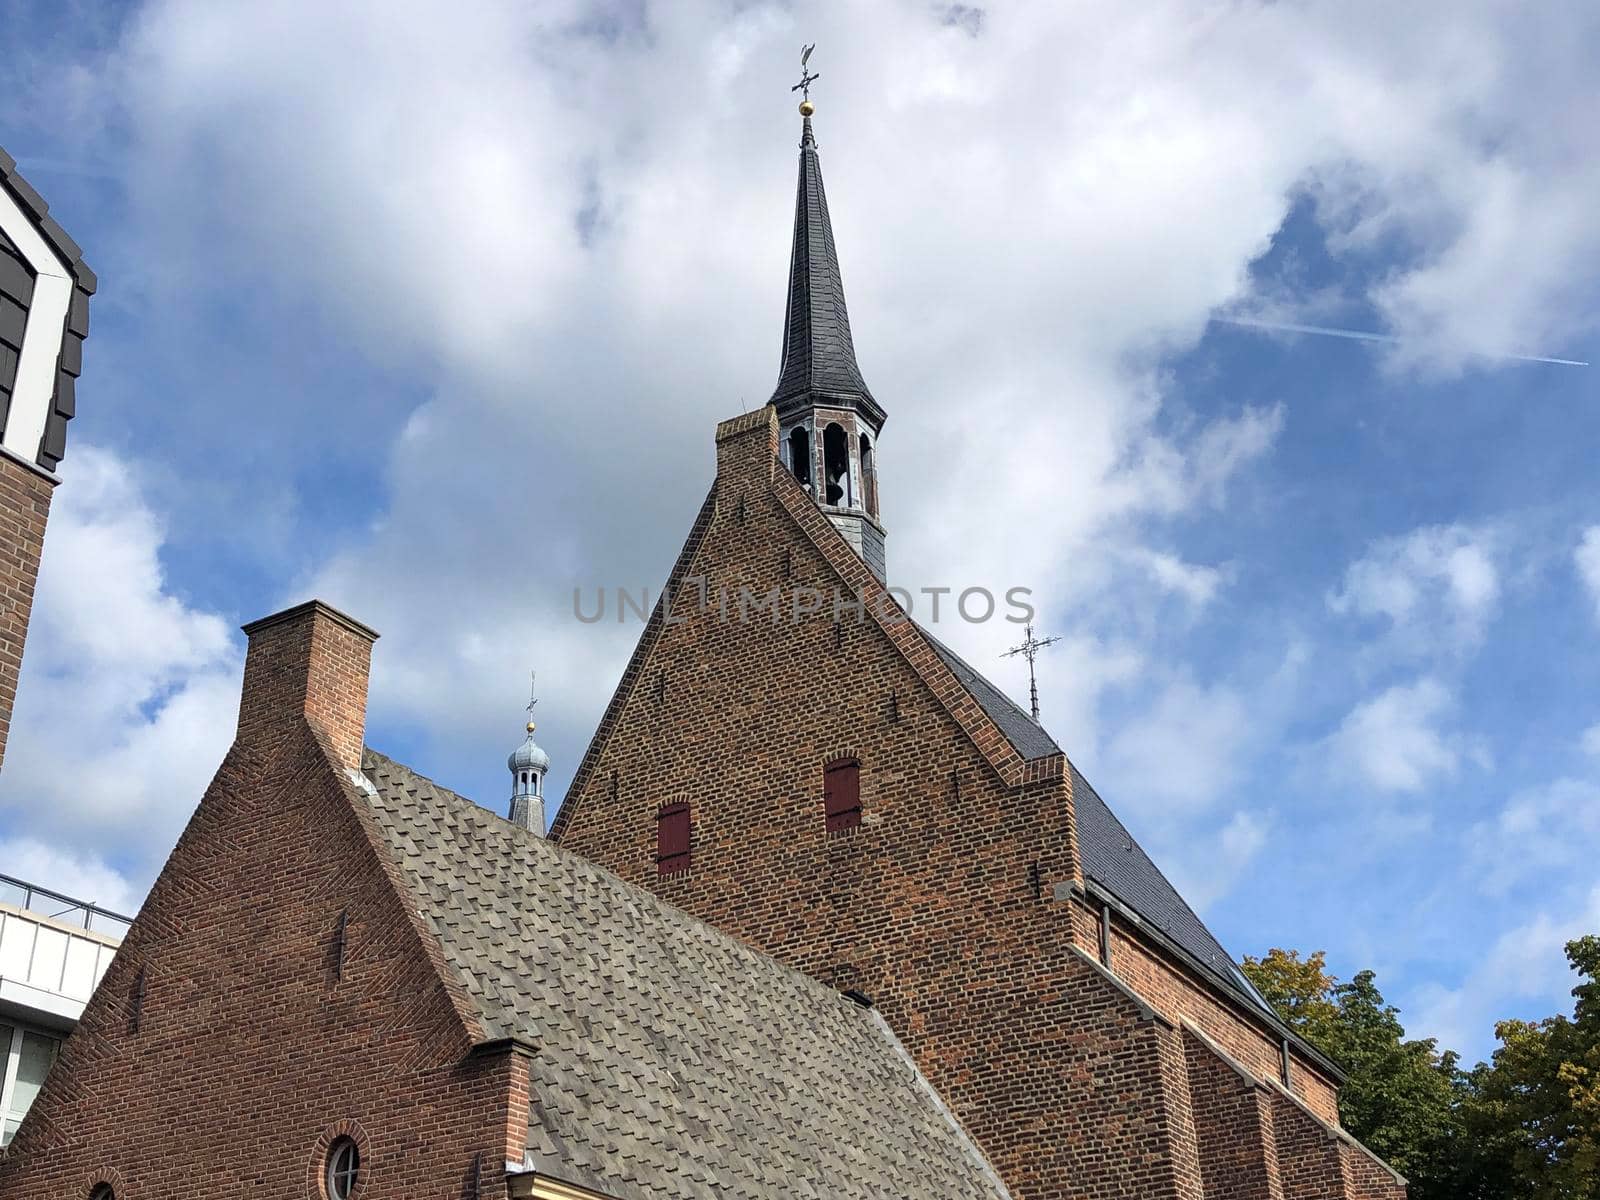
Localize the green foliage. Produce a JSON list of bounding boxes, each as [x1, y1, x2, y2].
[[1243, 939, 1600, 1198], [1243, 949, 1463, 1195]]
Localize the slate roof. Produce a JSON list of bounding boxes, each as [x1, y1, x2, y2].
[[769, 116, 884, 428], [359, 749, 1010, 1200], [0, 145, 94, 472], [921, 631, 1275, 1022]]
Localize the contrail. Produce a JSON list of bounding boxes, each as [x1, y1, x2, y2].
[[1213, 316, 1589, 368]]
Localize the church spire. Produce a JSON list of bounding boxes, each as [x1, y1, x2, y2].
[[771, 53, 888, 583], [769, 96, 883, 428]]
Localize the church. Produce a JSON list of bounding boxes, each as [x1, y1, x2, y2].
[[0, 97, 1406, 1200]]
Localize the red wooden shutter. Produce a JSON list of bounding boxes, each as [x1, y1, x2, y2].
[[657, 803, 691, 874], [823, 760, 861, 832]]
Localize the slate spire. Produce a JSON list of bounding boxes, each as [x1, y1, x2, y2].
[[769, 110, 883, 428]]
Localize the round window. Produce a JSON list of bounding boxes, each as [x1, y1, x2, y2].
[[325, 1136, 360, 1200]]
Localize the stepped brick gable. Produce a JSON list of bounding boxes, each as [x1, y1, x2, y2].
[[552, 407, 1405, 1199]]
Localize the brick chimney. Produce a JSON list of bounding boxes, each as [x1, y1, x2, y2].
[[237, 601, 378, 772]]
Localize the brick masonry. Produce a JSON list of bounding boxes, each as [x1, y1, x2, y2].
[[0, 602, 528, 1200], [0, 450, 52, 775], [553, 406, 1406, 1200], [1087, 897, 1342, 1122]]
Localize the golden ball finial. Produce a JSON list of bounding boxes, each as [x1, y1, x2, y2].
[[799, 99, 815, 117], [526, 720, 537, 734]]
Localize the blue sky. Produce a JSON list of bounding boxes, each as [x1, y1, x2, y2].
[[2, 0, 1598, 1066]]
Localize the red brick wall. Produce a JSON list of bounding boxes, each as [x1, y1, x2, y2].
[[0, 451, 53, 774], [554, 409, 1260, 1198], [1271, 1089, 1348, 1200], [1084, 897, 1343, 1123], [1181, 1027, 1284, 1200], [0, 606, 526, 1200]]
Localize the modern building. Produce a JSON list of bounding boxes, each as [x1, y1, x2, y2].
[[0, 874, 128, 1146], [0, 146, 95, 774], [0, 143, 107, 1152], [0, 104, 1406, 1199]]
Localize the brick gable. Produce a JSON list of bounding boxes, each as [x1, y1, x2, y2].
[[553, 405, 1403, 1199], [0, 608, 526, 1200]]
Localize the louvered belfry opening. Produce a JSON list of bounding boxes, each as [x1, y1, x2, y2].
[[823, 759, 861, 833]]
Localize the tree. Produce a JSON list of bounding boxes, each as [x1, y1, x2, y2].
[[1462, 936, 1600, 1199], [1243, 949, 1464, 1198], [1244, 938, 1600, 1200]]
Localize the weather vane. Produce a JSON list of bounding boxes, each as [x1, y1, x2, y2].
[[525, 669, 539, 732], [1001, 623, 1061, 722], [791, 43, 819, 112]]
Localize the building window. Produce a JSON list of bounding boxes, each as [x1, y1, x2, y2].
[[0, 1023, 60, 1146], [326, 1136, 361, 1200], [824, 759, 862, 833], [657, 802, 691, 874], [89, 1186, 115, 1200]]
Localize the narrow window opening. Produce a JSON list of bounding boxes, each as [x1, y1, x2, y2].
[[89, 1186, 115, 1200], [333, 909, 349, 981], [822, 422, 851, 507], [657, 802, 691, 874], [823, 759, 862, 833], [859, 432, 877, 517], [787, 426, 812, 487]]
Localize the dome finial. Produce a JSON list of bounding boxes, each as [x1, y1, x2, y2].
[[792, 42, 819, 117], [508, 668, 550, 834]]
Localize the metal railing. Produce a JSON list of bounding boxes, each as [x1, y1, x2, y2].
[[0, 872, 134, 940]]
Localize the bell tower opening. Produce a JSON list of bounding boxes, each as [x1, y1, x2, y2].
[[859, 432, 876, 518], [787, 424, 812, 489], [823, 422, 851, 507]]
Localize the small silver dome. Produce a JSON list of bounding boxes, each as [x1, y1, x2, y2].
[[508, 724, 550, 774]]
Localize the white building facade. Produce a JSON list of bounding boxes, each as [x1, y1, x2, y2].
[[0, 874, 127, 1145]]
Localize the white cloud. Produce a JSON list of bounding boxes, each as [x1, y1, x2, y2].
[[1575, 527, 1600, 622], [0, 837, 140, 918], [4, 0, 1598, 936], [1466, 776, 1600, 897], [1582, 724, 1600, 757], [1119, 548, 1231, 609], [1168, 808, 1272, 912], [1104, 677, 1251, 814], [1328, 677, 1463, 794], [1329, 523, 1502, 657], [0, 446, 240, 899], [1408, 886, 1600, 1063], [74, 0, 1593, 765]]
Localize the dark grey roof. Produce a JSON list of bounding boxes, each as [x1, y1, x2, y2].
[[1069, 764, 1273, 1018], [923, 629, 1062, 762], [360, 750, 1010, 1200], [0, 145, 95, 472], [769, 116, 884, 428], [921, 631, 1274, 1022]]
